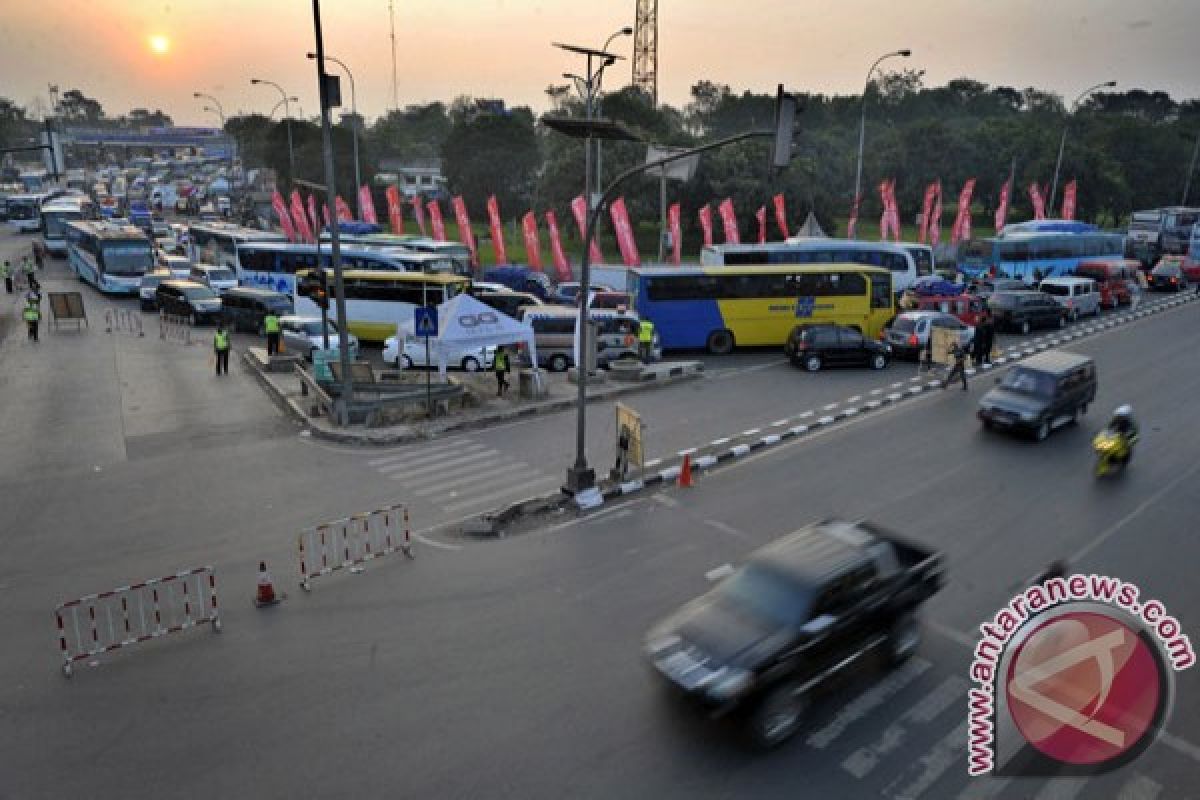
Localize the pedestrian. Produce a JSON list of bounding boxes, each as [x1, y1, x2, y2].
[[32, 241, 44, 270], [494, 345, 510, 397], [264, 309, 282, 356], [944, 341, 968, 391], [974, 310, 995, 366], [213, 322, 231, 376], [23, 300, 41, 342], [1, 260, 11, 294], [1031, 267, 1044, 287]]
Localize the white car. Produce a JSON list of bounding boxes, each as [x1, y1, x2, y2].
[[384, 334, 496, 372], [190, 264, 238, 293], [279, 316, 359, 361]]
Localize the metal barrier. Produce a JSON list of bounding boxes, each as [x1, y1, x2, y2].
[[159, 312, 193, 345], [299, 504, 413, 590], [104, 308, 144, 337], [54, 566, 221, 677]]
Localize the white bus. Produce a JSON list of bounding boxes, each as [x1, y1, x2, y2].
[[295, 269, 470, 343], [320, 232, 473, 276], [187, 222, 285, 270], [65, 220, 154, 294], [701, 238, 923, 291], [6, 192, 52, 233], [237, 241, 459, 295], [40, 195, 95, 256]]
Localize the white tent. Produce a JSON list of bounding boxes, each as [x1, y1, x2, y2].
[[399, 292, 541, 382]]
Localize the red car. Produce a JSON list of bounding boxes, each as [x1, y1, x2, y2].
[[1075, 259, 1140, 309], [1182, 257, 1200, 284], [903, 293, 987, 327]]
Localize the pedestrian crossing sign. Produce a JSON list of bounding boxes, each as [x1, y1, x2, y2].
[[414, 306, 438, 337]]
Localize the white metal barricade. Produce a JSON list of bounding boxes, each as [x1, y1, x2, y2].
[[54, 566, 221, 677], [299, 504, 413, 590], [105, 308, 144, 337], [158, 312, 193, 345]]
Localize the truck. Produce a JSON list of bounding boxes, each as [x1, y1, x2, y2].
[[1127, 207, 1200, 266], [644, 518, 945, 748]]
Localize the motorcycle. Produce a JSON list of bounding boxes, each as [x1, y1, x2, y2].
[[1093, 429, 1135, 477]]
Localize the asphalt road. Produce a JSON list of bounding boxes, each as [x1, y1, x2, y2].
[[2, 225, 1198, 798]]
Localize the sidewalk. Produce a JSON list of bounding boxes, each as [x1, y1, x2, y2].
[[244, 351, 704, 446]]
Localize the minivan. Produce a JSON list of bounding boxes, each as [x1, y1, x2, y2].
[[155, 280, 223, 324], [220, 287, 294, 334], [1074, 260, 1140, 309], [518, 306, 653, 372], [1038, 277, 1100, 320], [977, 350, 1097, 441]]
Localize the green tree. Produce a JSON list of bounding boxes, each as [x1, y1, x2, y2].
[[441, 103, 540, 216]]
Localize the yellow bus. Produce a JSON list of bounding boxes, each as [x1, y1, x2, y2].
[[626, 264, 895, 353], [295, 269, 469, 343]]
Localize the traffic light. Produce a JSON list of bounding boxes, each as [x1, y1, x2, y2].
[[315, 270, 330, 310]]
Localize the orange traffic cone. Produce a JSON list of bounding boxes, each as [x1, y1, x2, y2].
[[677, 453, 694, 488], [255, 561, 279, 607]]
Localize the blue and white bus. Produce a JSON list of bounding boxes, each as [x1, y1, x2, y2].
[[236, 242, 460, 295], [187, 222, 285, 270], [958, 220, 1125, 280], [320, 231, 473, 276], [701, 238, 923, 291], [65, 220, 154, 294], [6, 192, 52, 233], [40, 195, 95, 256]]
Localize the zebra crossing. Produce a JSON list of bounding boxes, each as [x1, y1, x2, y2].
[[794, 656, 1176, 800], [365, 436, 560, 514]]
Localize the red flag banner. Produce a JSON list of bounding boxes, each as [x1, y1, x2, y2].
[[334, 196, 353, 223], [717, 198, 740, 244], [928, 182, 943, 247], [427, 199, 446, 242], [994, 179, 1012, 233], [570, 195, 604, 265], [545, 210, 572, 282], [698, 205, 714, 247], [307, 194, 320, 236], [667, 202, 681, 265], [878, 180, 892, 241], [609, 196, 640, 267], [385, 186, 405, 235], [521, 212, 543, 271], [412, 197, 428, 236], [919, 182, 938, 244], [271, 190, 297, 242], [451, 196, 478, 268], [772, 193, 789, 239], [1061, 180, 1078, 221], [847, 194, 861, 239], [1029, 183, 1046, 220], [755, 206, 767, 244], [290, 190, 314, 243], [321, 200, 331, 229], [359, 185, 378, 225], [951, 178, 977, 245], [486, 195, 507, 265]]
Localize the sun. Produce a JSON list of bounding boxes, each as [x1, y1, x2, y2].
[[149, 34, 170, 55]]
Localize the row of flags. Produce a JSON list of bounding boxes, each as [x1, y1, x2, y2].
[[270, 178, 1084, 272]]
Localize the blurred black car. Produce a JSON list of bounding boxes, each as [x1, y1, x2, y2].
[[784, 323, 890, 372]]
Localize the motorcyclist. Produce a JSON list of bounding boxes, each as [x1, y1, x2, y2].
[[1106, 405, 1139, 459]]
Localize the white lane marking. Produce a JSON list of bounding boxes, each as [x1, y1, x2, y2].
[[817, 415, 835, 425], [1159, 731, 1200, 764], [887, 392, 903, 402], [413, 533, 461, 551], [842, 408, 859, 417], [880, 720, 968, 800], [415, 466, 539, 498], [761, 434, 781, 445], [1032, 777, 1088, 800], [846, 395, 862, 403], [705, 563, 734, 582], [375, 443, 490, 471], [742, 428, 761, 436], [842, 676, 966, 779], [807, 657, 932, 749], [441, 477, 560, 513], [703, 519, 746, 538], [730, 444, 751, 456], [382, 449, 501, 479], [822, 402, 839, 411], [909, 376, 922, 383], [710, 437, 731, 447], [865, 400, 882, 410], [870, 388, 884, 395], [799, 410, 814, 418], [790, 425, 809, 436], [677, 447, 697, 457], [890, 381, 905, 389], [908, 386, 923, 395], [694, 455, 717, 468], [771, 418, 790, 427], [1115, 775, 1162, 800], [393, 457, 510, 490], [659, 466, 681, 481], [644, 458, 662, 469], [955, 777, 1011, 800]]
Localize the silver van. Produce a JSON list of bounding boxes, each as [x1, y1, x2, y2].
[[519, 306, 654, 372], [1038, 277, 1100, 320]]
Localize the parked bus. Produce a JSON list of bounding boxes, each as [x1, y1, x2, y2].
[[187, 221, 285, 270], [40, 195, 95, 256], [238, 242, 459, 296], [6, 192, 52, 233], [701, 238, 921, 291], [65, 220, 154, 294], [625, 264, 894, 353], [321, 231, 473, 276], [958, 221, 1125, 281], [294, 269, 469, 342]]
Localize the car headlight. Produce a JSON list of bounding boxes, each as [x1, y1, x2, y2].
[[1020, 411, 1037, 422], [645, 634, 680, 656], [705, 667, 754, 700]]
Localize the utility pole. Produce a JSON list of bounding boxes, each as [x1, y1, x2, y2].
[[389, 0, 400, 113]]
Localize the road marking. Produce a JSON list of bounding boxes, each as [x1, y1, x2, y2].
[[677, 447, 697, 457], [441, 477, 560, 513], [846, 395, 862, 403], [799, 410, 814, 418], [710, 437, 730, 446], [822, 402, 839, 411], [413, 533, 462, 551], [373, 443, 489, 470], [842, 676, 966, 779], [866, 400, 882, 410], [705, 563, 734, 582], [1116, 775, 1162, 800], [790, 425, 809, 436], [1159, 731, 1200, 764], [955, 777, 1011, 800], [870, 388, 884, 395], [887, 392, 903, 402], [730, 444, 751, 456], [703, 519, 746, 538], [741, 428, 761, 436], [414, 466, 539, 497], [881, 720, 968, 800], [771, 418, 790, 427], [1032, 777, 1088, 800], [644, 458, 662, 469], [694, 455, 717, 468], [761, 434, 781, 445], [817, 415, 835, 425], [393, 457, 510, 490], [381, 448, 501, 479], [807, 657, 932, 749]]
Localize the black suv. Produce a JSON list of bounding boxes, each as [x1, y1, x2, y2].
[[156, 280, 223, 325], [987, 290, 1067, 334], [785, 323, 891, 372], [220, 287, 294, 333], [978, 350, 1097, 441]]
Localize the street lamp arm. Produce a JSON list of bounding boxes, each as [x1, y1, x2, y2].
[[1050, 80, 1115, 215]]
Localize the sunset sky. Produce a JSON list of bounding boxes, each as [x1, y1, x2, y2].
[[2, 0, 1198, 125]]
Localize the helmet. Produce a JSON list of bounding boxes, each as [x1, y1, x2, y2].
[[1114, 404, 1133, 419]]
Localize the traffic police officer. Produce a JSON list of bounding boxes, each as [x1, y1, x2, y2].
[[264, 310, 282, 356], [23, 299, 41, 342], [1, 260, 11, 294], [638, 319, 656, 362], [494, 346, 510, 396], [214, 323, 231, 376]]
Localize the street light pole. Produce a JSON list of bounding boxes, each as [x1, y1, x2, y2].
[[251, 78, 295, 182], [852, 49, 910, 239], [592, 28, 633, 201], [308, 53, 361, 218], [1049, 80, 1116, 216], [1182, 132, 1200, 206], [193, 92, 234, 199]]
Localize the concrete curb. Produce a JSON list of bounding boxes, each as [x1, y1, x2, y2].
[[244, 355, 705, 447]]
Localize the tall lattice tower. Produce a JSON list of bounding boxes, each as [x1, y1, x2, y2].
[[632, 0, 658, 105]]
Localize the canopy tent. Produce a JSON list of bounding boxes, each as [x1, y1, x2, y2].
[[399, 292, 540, 382]]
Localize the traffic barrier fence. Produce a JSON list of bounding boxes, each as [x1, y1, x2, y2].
[[299, 504, 413, 590], [55, 566, 221, 677], [105, 308, 144, 337], [159, 312, 193, 345]]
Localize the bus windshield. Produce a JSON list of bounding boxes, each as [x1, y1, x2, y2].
[[100, 242, 153, 276]]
